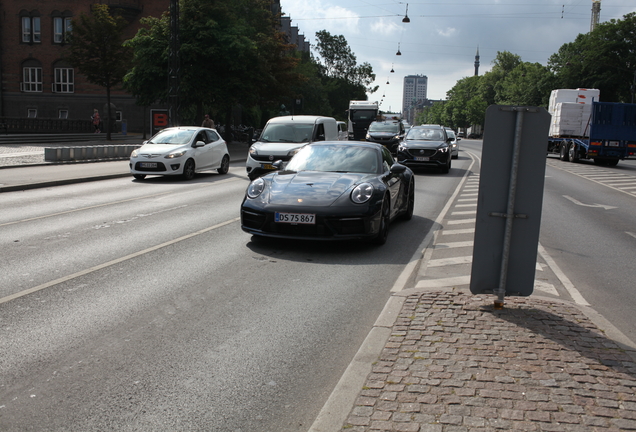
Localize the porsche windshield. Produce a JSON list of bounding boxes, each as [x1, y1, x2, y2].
[[259, 123, 315, 143], [285, 145, 379, 174], [148, 129, 195, 144]]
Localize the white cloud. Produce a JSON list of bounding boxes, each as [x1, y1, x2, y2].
[[437, 27, 457, 38]]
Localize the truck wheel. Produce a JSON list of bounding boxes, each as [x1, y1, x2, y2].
[[559, 143, 569, 161], [568, 143, 579, 163]]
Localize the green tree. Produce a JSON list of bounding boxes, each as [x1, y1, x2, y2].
[[313, 30, 377, 117], [549, 12, 636, 102], [124, 0, 303, 134], [66, 4, 132, 140]]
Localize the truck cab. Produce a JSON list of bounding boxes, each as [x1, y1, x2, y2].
[[246, 115, 338, 180]]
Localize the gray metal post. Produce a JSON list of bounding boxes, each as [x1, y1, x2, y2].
[[495, 107, 525, 308]]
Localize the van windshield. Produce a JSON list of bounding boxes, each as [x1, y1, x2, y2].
[[260, 123, 315, 143]]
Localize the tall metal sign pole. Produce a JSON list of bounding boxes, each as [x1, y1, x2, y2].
[[469, 105, 550, 308], [168, 0, 180, 127]]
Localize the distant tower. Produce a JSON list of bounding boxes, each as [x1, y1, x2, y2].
[[591, 0, 601, 32], [474, 46, 480, 76]]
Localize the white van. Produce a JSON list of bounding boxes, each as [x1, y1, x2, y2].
[[246, 115, 338, 180]]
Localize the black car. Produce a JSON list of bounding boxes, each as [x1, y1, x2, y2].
[[397, 125, 452, 173], [241, 141, 415, 245], [365, 120, 405, 153]]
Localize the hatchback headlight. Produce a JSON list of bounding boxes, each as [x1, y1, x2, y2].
[[130, 149, 139, 158], [165, 150, 187, 159], [247, 178, 265, 199], [351, 182, 374, 204]]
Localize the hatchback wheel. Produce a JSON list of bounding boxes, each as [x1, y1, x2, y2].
[[218, 155, 230, 174], [133, 174, 146, 180], [182, 159, 196, 180]]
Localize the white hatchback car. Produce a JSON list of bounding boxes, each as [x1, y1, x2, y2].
[[130, 126, 230, 180]]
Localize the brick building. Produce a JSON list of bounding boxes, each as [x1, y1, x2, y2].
[[0, 0, 169, 133], [0, 0, 307, 134]]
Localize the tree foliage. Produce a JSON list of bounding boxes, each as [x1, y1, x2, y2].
[[548, 12, 636, 102], [66, 4, 132, 139], [124, 0, 304, 128], [312, 30, 377, 119]]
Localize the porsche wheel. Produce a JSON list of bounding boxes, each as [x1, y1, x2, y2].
[[373, 195, 390, 245], [402, 178, 415, 221]]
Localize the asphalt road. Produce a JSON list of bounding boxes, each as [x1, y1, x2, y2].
[[0, 159, 469, 431]]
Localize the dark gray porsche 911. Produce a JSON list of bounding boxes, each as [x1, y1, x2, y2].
[[240, 141, 415, 245]]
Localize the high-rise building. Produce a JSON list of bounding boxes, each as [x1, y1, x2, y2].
[[402, 75, 428, 114], [402, 75, 428, 124]]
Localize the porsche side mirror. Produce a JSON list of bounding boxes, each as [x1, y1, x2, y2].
[[390, 163, 407, 174]]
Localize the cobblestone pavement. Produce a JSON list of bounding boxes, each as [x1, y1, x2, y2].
[[342, 290, 636, 431]]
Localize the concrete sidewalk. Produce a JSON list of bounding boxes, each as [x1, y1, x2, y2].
[[2, 140, 636, 431]]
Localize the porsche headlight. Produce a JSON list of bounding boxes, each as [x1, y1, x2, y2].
[[351, 182, 374, 204], [165, 150, 187, 159], [246, 177, 265, 199]]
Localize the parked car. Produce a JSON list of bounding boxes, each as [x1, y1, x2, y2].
[[241, 141, 415, 245], [337, 121, 348, 140], [397, 125, 452, 174], [365, 120, 405, 153], [129, 126, 230, 180], [246, 115, 339, 180], [444, 127, 460, 159]]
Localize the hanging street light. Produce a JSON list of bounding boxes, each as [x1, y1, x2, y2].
[[396, 43, 402, 55], [402, 4, 410, 23]]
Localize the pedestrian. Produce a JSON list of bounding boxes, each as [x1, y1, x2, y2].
[[202, 114, 215, 129], [91, 109, 101, 133]]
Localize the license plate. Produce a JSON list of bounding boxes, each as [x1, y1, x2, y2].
[[415, 156, 429, 161], [608, 142, 619, 147], [261, 163, 275, 170], [140, 162, 157, 168], [275, 212, 315, 224]]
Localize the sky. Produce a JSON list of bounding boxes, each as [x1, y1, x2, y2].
[[279, 0, 636, 114]]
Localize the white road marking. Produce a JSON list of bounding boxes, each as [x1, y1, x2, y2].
[[0, 217, 241, 305], [538, 244, 590, 306], [563, 195, 617, 210]]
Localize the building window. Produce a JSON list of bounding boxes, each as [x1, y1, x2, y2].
[[22, 16, 41, 43], [23, 67, 43, 92], [53, 17, 72, 43], [54, 68, 74, 93], [59, 110, 69, 119], [28, 109, 37, 118]]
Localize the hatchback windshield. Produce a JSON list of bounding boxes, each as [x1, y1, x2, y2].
[[260, 123, 314, 143], [285, 145, 379, 174], [148, 129, 195, 145], [369, 122, 400, 133], [406, 128, 445, 141]]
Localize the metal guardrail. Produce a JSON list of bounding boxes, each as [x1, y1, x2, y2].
[[43, 145, 141, 162]]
